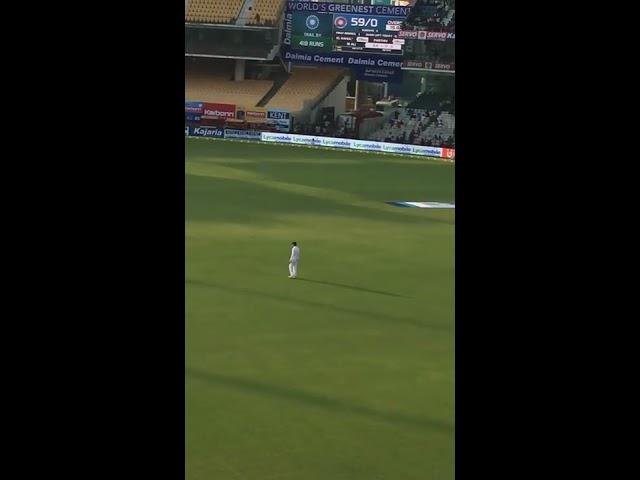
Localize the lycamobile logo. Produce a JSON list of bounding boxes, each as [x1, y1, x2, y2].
[[386, 145, 411, 152], [324, 139, 350, 147], [360, 142, 381, 150]]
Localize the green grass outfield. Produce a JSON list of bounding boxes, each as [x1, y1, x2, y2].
[[186, 138, 455, 480]]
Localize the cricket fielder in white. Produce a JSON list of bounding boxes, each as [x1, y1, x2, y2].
[[288, 241, 300, 279]]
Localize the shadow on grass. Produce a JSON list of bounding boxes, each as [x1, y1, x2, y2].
[[185, 367, 453, 434], [296, 278, 409, 298], [186, 279, 450, 332], [185, 173, 455, 227]]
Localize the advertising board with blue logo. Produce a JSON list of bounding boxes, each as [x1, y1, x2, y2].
[[267, 109, 292, 132], [185, 128, 455, 160], [185, 112, 202, 122], [260, 132, 453, 159], [223, 129, 263, 140], [185, 102, 204, 114], [187, 126, 224, 138]]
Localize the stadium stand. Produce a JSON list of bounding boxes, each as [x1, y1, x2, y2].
[[403, 0, 455, 32], [247, 0, 286, 26], [185, 0, 245, 24], [184, 0, 455, 149], [185, 26, 279, 59], [265, 67, 346, 113], [368, 107, 455, 148], [185, 60, 273, 106]]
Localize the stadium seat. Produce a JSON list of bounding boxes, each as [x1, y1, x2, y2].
[[185, 61, 274, 106], [265, 67, 345, 113], [185, 0, 244, 24], [247, 0, 286, 26]]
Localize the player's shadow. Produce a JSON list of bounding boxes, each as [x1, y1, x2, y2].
[[296, 278, 409, 298], [186, 279, 450, 332], [185, 367, 453, 433]]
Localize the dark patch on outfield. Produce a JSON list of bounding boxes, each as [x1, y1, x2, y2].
[[296, 277, 409, 298], [186, 367, 454, 434], [186, 279, 449, 332]]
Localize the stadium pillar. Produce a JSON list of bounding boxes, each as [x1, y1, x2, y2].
[[355, 80, 368, 111], [235, 59, 246, 81], [354, 80, 360, 111]]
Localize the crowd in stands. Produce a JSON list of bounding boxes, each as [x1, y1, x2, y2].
[[293, 122, 343, 137], [292, 108, 348, 138], [406, 47, 455, 65], [369, 107, 455, 148], [403, 0, 456, 32], [290, 104, 455, 148], [407, 89, 453, 110]]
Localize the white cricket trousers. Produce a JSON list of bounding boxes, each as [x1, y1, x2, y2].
[[289, 261, 298, 277]]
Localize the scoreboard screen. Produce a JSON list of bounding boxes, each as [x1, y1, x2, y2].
[[285, 1, 410, 56], [282, 1, 411, 82], [333, 14, 404, 54]]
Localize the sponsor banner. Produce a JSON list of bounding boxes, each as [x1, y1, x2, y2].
[[320, 137, 352, 149], [351, 139, 384, 152], [261, 132, 453, 158], [245, 109, 267, 123], [442, 147, 456, 159], [262, 132, 295, 144], [185, 112, 201, 122], [282, 48, 404, 83], [430, 62, 455, 72], [354, 64, 403, 83], [398, 30, 454, 42], [186, 128, 455, 158], [274, 124, 291, 132], [267, 109, 291, 132], [223, 129, 263, 140], [285, 1, 412, 18], [235, 106, 268, 123], [188, 126, 225, 138], [202, 102, 235, 119], [387, 201, 455, 208], [185, 101, 204, 114], [402, 60, 455, 72], [381, 142, 418, 155], [409, 144, 444, 157], [403, 59, 426, 68], [267, 109, 291, 121], [268, 119, 291, 126]]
